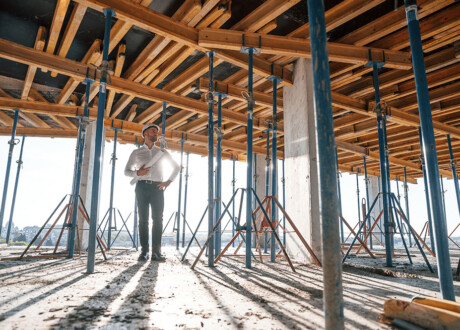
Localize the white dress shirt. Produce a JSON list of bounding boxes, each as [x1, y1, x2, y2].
[[124, 144, 180, 183]]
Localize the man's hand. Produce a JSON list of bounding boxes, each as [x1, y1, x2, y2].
[[136, 165, 151, 176], [157, 180, 172, 191]]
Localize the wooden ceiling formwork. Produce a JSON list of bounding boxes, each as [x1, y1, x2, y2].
[[0, 0, 458, 182]]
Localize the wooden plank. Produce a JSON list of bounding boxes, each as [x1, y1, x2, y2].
[[52, 3, 88, 77], [21, 26, 46, 100], [106, 44, 126, 117], [125, 104, 137, 121], [199, 28, 412, 70], [199, 77, 283, 109], [45, 0, 71, 56], [231, 0, 300, 32], [0, 89, 49, 128], [28, 89, 76, 129], [72, 0, 201, 49], [383, 299, 460, 329]]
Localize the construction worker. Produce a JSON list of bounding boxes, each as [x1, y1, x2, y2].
[[125, 123, 180, 261]]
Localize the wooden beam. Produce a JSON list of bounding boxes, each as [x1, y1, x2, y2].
[[107, 44, 126, 117], [0, 38, 273, 131], [198, 28, 412, 70], [28, 89, 76, 129], [125, 104, 137, 122], [56, 4, 88, 58], [0, 89, 49, 128], [21, 26, 46, 100], [45, 0, 71, 56], [198, 77, 283, 109]]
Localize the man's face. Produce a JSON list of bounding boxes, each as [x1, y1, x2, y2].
[[144, 127, 159, 143]]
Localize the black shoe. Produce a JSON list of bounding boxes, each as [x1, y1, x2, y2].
[[151, 252, 166, 262], [138, 251, 149, 261]]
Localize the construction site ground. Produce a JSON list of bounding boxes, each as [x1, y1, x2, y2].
[[1, 245, 460, 329]]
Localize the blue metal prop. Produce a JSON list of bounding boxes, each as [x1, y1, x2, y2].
[[446, 135, 460, 216], [5, 136, 26, 244], [161, 102, 167, 149], [419, 127, 435, 253], [107, 128, 119, 249], [87, 8, 114, 274], [0, 109, 19, 237], [176, 135, 185, 250], [403, 167, 412, 246], [282, 158, 286, 246], [182, 152, 190, 247], [405, 0, 454, 300], [336, 148, 344, 243], [206, 50, 215, 267], [363, 156, 372, 249], [268, 74, 282, 262], [214, 92, 226, 256], [370, 58, 393, 267], [306, 0, 344, 326]]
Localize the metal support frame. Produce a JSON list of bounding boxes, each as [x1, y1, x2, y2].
[[175, 134, 185, 250], [282, 158, 286, 246], [403, 167, 412, 246], [363, 156, 372, 249], [369, 54, 393, 267], [182, 152, 190, 247], [405, 0, 454, 300], [267, 73, 282, 262], [263, 131, 270, 254], [356, 172, 361, 226], [214, 91, 226, 256], [440, 175, 447, 218], [336, 148, 344, 243], [306, 0, 343, 327], [241, 46, 256, 269], [87, 8, 114, 274], [0, 109, 19, 237], [106, 128, 119, 249], [68, 74, 93, 258], [419, 127, 435, 253], [447, 135, 460, 216], [206, 50, 215, 267], [5, 136, 25, 244], [232, 155, 236, 247], [161, 102, 167, 149]]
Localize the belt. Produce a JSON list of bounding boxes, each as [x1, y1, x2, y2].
[[138, 180, 161, 185]]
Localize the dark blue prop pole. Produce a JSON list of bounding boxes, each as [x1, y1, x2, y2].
[[0, 109, 19, 237], [215, 93, 224, 256], [182, 152, 190, 247], [68, 75, 93, 257], [176, 135, 184, 250], [356, 172, 361, 226], [5, 136, 25, 244], [419, 127, 435, 253], [336, 148, 344, 243], [306, 0, 344, 327], [206, 50, 215, 267], [447, 135, 460, 216], [107, 129, 118, 249], [363, 156, 372, 249], [405, 0, 454, 301], [269, 75, 281, 262], [244, 47, 254, 269], [232, 156, 236, 246], [161, 102, 167, 149], [264, 131, 270, 254], [282, 158, 286, 245], [440, 176, 447, 218], [87, 8, 114, 274], [371, 60, 393, 267], [403, 167, 412, 246]]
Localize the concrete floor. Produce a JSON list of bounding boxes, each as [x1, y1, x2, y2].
[[1, 246, 460, 329]]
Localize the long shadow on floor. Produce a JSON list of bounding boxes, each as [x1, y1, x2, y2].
[[51, 258, 147, 328]]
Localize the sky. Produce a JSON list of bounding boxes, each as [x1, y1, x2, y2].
[[0, 135, 459, 239]]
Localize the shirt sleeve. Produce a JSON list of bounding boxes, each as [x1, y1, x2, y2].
[[163, 150, 181, 182], [124, 151, 138, 178]]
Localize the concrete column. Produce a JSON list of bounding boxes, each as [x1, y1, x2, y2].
[[77, 122, 105, 250], [367, 176, 381, 239], [283, 58, 321, 263]]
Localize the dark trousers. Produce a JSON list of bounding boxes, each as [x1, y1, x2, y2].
[[135, 181, 164, 254]]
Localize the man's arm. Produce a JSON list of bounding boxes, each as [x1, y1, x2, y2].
[[157, 150, 180, 190], [124, 152, 138, 177]]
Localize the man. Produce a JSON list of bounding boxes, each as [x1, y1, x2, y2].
[[125, 123, 180, 261]]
